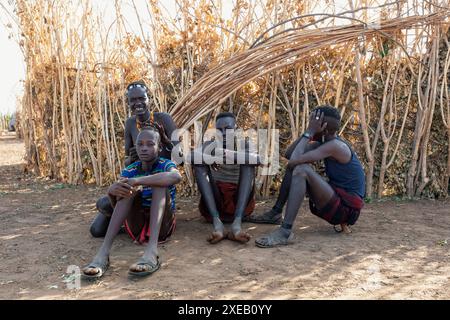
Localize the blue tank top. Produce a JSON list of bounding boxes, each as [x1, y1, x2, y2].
[[324, 137, 366, 198]]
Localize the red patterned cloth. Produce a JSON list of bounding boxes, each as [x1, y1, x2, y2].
[[199, 181, 255, 223], [309, 186, 364, 225], [123, 191, 176, 244]]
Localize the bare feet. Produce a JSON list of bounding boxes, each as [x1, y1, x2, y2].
[[207, 230, 228, 244], [207, 217, 227, 244], [228, 219, 251, 243], [227, 231, 251, 243]]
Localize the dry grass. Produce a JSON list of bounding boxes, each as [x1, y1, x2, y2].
[[1, 0, 449, 198]]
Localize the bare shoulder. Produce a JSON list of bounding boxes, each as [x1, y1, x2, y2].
[[330, 138, 352, 162], [336, 138, 352, 151], [325, 138, 349, 151], [125, 116, 136, 126], [154, 112, 173, 121], [124, 116, 136, 133]]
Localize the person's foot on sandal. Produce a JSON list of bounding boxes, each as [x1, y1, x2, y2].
[[228, 219, 251, 243], [207, 217, 227, 244], [82, 255, 110, 280], [255, 227, 294, 248], [129, 256, 161, 277], [245, 209, 282, 225], [334, 223, 352, 234]]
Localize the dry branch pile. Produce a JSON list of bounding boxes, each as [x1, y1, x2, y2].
[[0, 115, 10, 132], [5, 0, 450, 199]]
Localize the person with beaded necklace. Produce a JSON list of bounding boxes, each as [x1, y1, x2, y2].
[[89, 81, 180, 238]]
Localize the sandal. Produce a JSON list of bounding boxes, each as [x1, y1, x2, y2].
[[255, 230, 294, 248], [244, 210, 282, 225], [82, 258, 110, 281], [128, 257, 161, 277]]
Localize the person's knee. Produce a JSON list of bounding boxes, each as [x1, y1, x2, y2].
[[90, 225, 104, 238], [115, 194, 138, 207], [89, 213, 110, 237], [96, 196, 113, 217], [292, 164, 311, 178]]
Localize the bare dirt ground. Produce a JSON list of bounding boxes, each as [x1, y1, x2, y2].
[[0, 132, 449, 300]]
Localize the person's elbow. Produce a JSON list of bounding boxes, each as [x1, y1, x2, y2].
[[171, 171, 183, 185]]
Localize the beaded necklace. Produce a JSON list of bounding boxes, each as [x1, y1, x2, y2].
[[136, 111, 154, 130]]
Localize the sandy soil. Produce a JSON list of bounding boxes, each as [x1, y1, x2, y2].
[[0, 131, 449, 300]]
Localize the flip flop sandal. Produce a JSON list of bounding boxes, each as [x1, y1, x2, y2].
[[128, 257, 161, 277], [255, 232, 294, 248], [245, 212, 282, 225], [82, 258, 110, 281], [334, 224, 352, 234]]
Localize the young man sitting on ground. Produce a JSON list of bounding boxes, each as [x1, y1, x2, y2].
[[90, 81, 179, 238], [254, 105, 366, 247], [191, 112, 260, 244], [82, 127, 182, 279]]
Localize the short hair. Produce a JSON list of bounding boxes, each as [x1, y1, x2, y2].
[[126, 81, 148, 95], [312, 105, 341, 121], [215, 112, 236, 122], [137, 126, 160, 144]]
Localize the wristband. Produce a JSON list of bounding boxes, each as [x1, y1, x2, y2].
[[302, 132, 313, 140]]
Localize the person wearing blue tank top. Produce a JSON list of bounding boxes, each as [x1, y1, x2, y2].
[[255, 105, 366, 248]]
